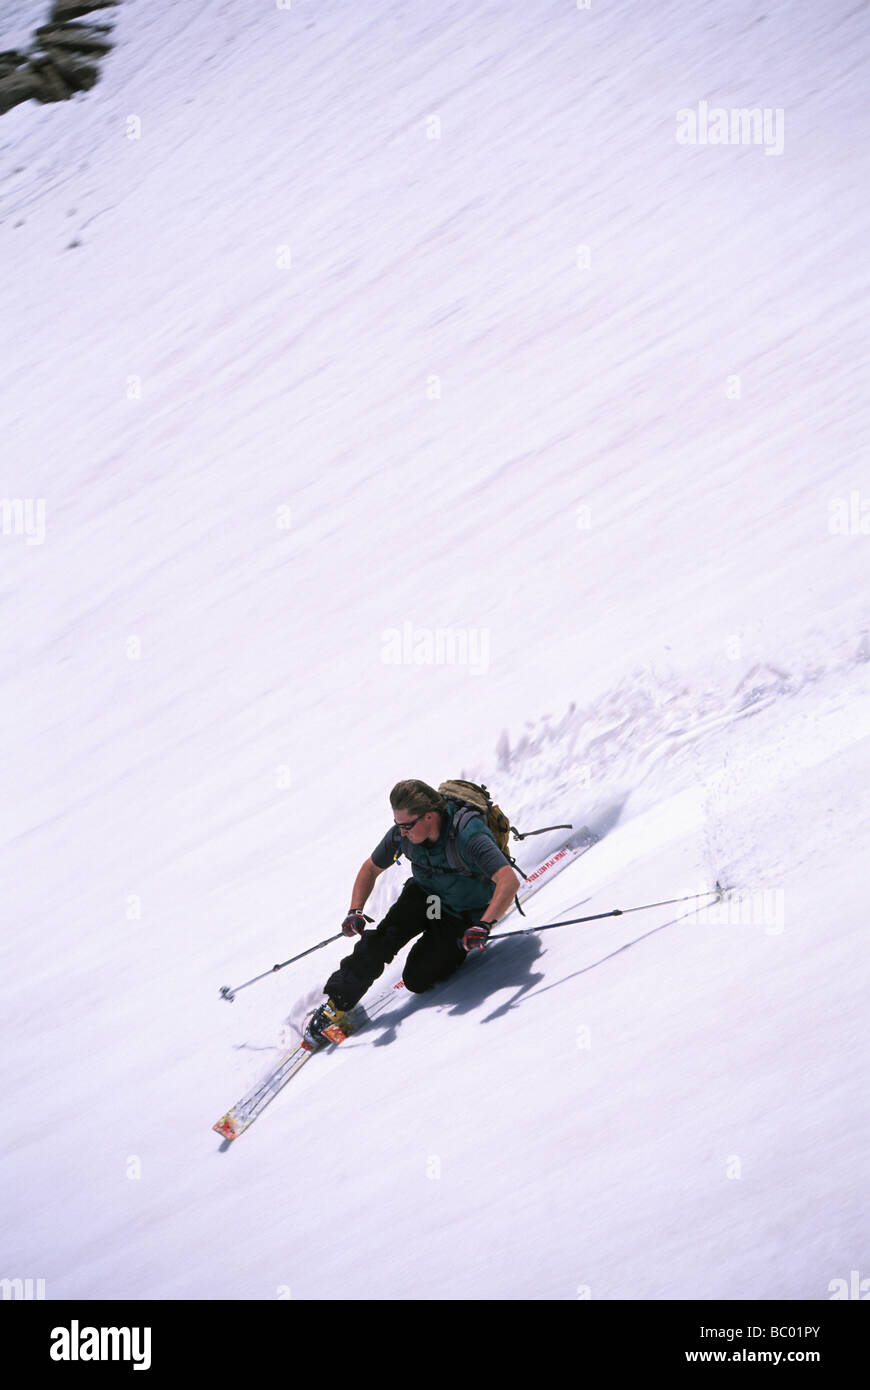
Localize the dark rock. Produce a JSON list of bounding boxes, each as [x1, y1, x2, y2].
[[0, 68, 40, 113], [0, 0, 116, 115], [43, 50, 99, 91], [49, 0, 119, 21], [35, 25, 114, 55], [29, 55, 73, 103]]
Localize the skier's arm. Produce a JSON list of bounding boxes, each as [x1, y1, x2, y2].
[[462, 865, 521, 950], [348, 857, 385, 913], [340, 858, 386, 938], [481, 864, 520, 923], [343, 825, 402, 933]]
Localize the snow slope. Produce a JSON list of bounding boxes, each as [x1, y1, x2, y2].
[[1, 0, 868, 1301]]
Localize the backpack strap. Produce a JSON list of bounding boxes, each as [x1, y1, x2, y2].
[[443, 799, 529, 919], [443, 801, 494, 882], [438, 781, 574, 917]]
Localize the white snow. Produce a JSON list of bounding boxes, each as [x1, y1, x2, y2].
[[1, 0, 868, 1302]]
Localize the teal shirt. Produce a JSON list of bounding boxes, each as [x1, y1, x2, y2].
[[371, 803, 510, 916]]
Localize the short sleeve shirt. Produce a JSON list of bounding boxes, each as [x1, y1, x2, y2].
[[371, 822, 511, 879]]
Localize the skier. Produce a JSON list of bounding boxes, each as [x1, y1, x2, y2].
[[304, 779, 520, 1046]]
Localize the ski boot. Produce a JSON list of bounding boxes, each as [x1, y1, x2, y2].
[[302, 998, 349, 1050]]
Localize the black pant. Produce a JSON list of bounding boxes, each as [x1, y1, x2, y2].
[[325, 879, 476, 1010]]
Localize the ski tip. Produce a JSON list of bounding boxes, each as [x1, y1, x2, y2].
[[213, 1114, 241, 1141]]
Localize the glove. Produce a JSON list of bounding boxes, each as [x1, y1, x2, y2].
[[461, 920, 493, 952], [341, 909, 372, 938]]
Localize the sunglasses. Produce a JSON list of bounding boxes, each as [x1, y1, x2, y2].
[[394, 814, 424, 832]]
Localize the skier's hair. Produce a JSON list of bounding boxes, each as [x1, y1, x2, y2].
[[389, 779, 446, 817]]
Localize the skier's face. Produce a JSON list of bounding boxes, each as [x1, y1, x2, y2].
[[394, 808, 437, 844]]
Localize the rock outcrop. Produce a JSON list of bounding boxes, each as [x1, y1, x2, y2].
[[0, 0, 117, 115]]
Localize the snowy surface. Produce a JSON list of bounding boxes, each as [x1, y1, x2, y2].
[[1, 0, 869, 1300], [0, 0, 49, 55]]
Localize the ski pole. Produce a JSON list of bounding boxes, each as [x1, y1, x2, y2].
[[219, 931, 344, 1002], [486, 883, 728, 942]]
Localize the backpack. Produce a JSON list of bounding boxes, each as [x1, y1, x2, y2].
[[438, 779, 571, 912]]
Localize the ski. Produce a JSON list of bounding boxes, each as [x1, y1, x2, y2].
[[213, 823, 598, 1142], [512, 825, 598, 909], [212, 1048, 309, 1141], [212, 980, 406, 1142]]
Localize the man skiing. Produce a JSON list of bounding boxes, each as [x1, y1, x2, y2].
[[304, 779, 520, 1047]]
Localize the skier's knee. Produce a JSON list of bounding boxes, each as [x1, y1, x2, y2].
[[401, 972, 427, 995], [402, 960, 462, 995]]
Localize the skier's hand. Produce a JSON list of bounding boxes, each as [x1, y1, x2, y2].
[[341, 910, 371, 938], [461, 920, 493, 952]]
